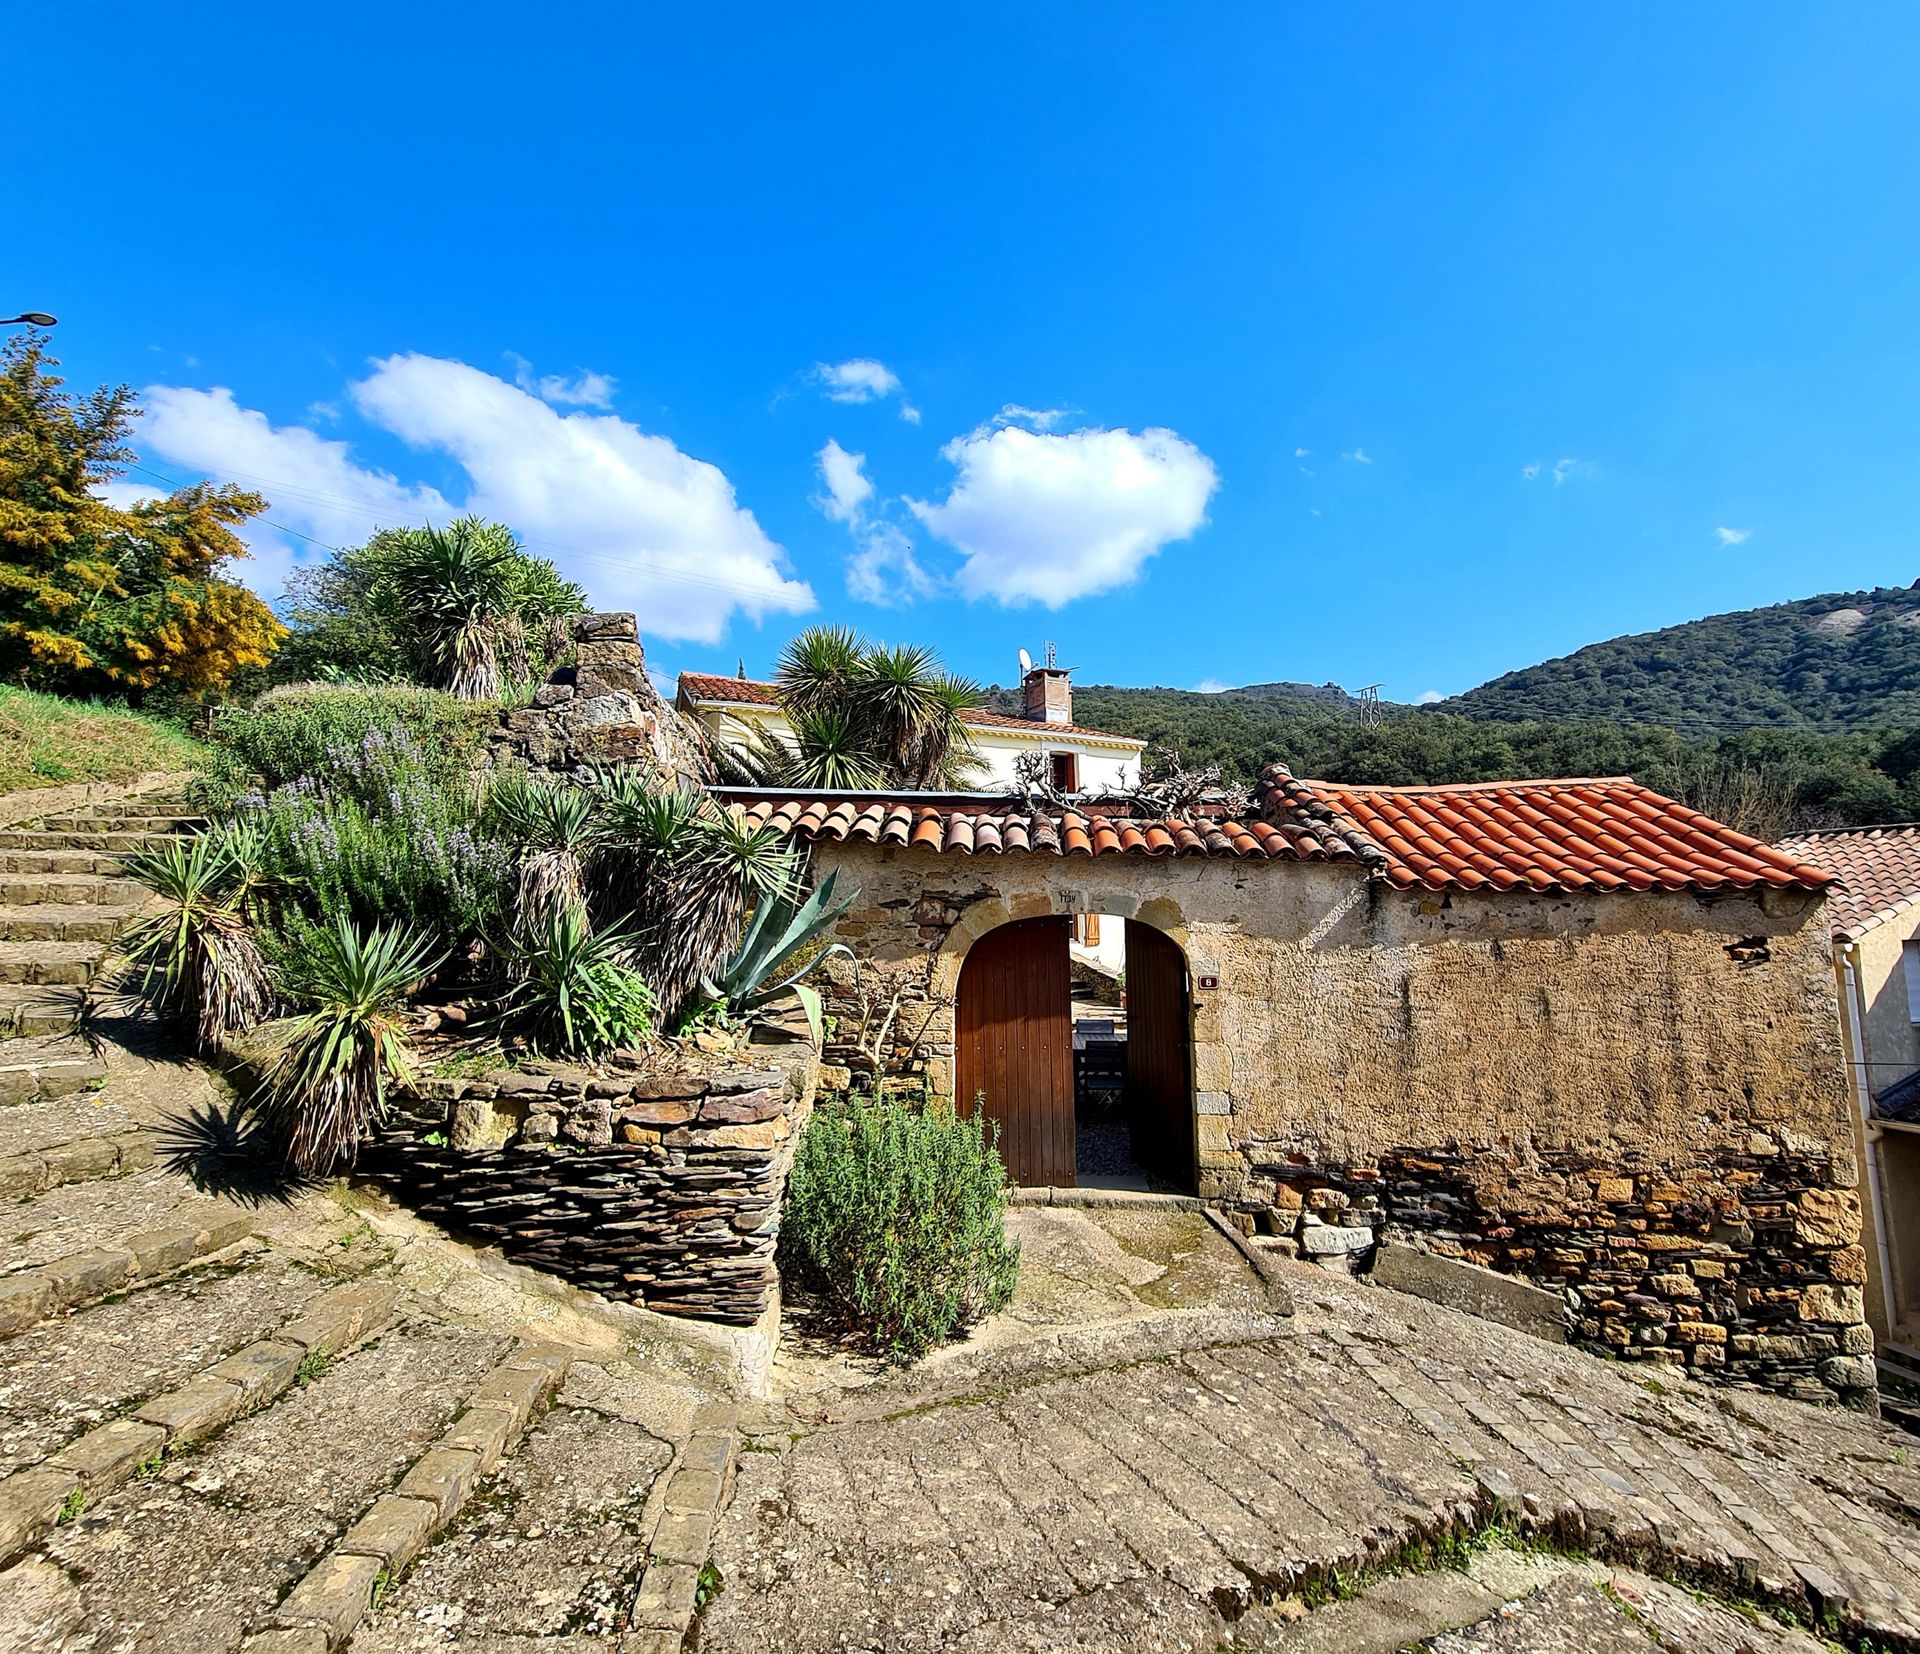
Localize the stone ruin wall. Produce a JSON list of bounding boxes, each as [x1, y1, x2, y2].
[[488, 611, 710, 783], [806, 838, 1870, 1402], [360, 1015, 816, 1328]]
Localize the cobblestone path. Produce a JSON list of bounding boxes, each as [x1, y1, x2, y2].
[[705, 1266, 1920, 1653]]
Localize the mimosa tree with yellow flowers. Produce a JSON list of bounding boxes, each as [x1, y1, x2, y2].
[[0, 330, 284, 699]]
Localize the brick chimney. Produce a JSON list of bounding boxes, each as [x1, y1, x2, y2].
[[1021, 663, 1073, 724]]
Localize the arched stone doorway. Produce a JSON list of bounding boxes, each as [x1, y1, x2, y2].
[[956, 914, 1194, 1190]]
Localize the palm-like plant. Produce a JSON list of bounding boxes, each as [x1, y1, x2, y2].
[[385, 517, 518, 700], [500, 907, 656, 1057], [119, 832, 274, 1052], [264, 918, 442, 1175], [767, 627, 984, 790], [490, 775, 604, 932]]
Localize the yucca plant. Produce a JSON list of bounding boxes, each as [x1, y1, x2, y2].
[[499, 907, 656, 1057], [490, 774, 604, 932], [384, 517, 518, 700], [264, 918, 442, 1175], [692, 868, 858, 1039], [119, 833, 274, 1052]]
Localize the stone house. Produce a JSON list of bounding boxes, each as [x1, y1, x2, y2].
[[1778, 824, 1920, 1373], [722, 768, 1874, 1402]]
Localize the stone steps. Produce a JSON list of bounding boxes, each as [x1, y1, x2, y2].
[[0, 849, 130, 876], [0, 1126, 149, 1199], [0, 982, 84, 1037], [0, 1042, 107, 1107], [0, 872, 145, 908], [0, 829, 179, 854], [32, 1318, 517, 1652], [30, 813, 202, 835], [0, 903, 143, 942], [0, 1211, 256, 1339], [243, 1343, 571, 1652], [0, 941, 107, 985], [0, 1281, 400, 1569]]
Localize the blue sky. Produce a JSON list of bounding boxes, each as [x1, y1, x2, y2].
[[9, 5, 1920, 702]]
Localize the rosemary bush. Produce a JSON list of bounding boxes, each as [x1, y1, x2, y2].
[[781, 1093, 1020, 1363]]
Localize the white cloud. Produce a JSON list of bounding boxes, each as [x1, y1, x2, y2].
[[814, 358, 900, 403], [1192, 678, 1232, 694], [1294, 447, 1310, 458], [1414, 689, 1445, 705], [142, 356, 813, 644], [1343, 448, 1373, 465], [845, 522, 938, 607], [814, 439, 873, 524], [996, 405, 1065, 432], [811, 439, 935, 604], [1524, 457, 1594, 486], [507, 352, 618, 409], [1715, 525, 1751, 547], [908, 423, 1218, 608], [93, 481, 167, 511]]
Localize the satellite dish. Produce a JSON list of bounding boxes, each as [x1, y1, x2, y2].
[[1018, 647, 1033, 675]]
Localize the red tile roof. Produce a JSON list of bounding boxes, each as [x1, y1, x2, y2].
[[677, 672, 1145, 746], [1778, 824, 1920, 938], [716, 767, 1837, 894]]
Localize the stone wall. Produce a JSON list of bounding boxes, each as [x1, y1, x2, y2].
[[488, 612, 709, 782], [360, 1019, 815, 1327], [803, 838, 1868, 1399]]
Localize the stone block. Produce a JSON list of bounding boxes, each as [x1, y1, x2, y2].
[[1819, 1353, 1876, 1391], [443, 1402, 517, 1474], [274, 1549, 383, 1640], [1298, 1223, 1373, 1256], [42, 1137, 119, 1183], [115, 1133, 154, 1171], [277, 1285, 395, 1356], [468, 1355, 565, 1432], [699, 1086, 783, 1124], [663, 1466, 725, 1517], [630, 1560, 700, 1630], [136, 1377, 248, 1446], [1795, 1188, 1860, 1247], [124, 1225, 205, 1276], [337, 1493, 441, 1573], [42, 1247, 135, 1302], [1798, 1283, 1865, 1324], [0, 1273, 54, 1336], [396, 1447, 482, 1521], [206, 1340, 304, 1404], [240, 1630, 331, 1654], [647, 1508, 713, 1565], [195, 1214, 257, 1254], [1370, 1242, 1568, 1343], [1595, 1176, 1634, 1203], [0, 1465, 80, 1559], [49, 1417, 167, 1486], [1195, 1090, 1230, 1116], [0, 1153, 47, 1197], [622, 1097, 697, 1128]]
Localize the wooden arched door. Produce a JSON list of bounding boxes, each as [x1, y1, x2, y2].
[[956, 916, 1074, 1187], [1125, 919, 1194, 1190]]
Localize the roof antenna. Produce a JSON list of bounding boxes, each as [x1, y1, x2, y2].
[[1044, 640, 1058, 669], [737, 658, 745, 679]]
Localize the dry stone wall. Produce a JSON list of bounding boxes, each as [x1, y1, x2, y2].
[[360, 1019, 815, 1327]]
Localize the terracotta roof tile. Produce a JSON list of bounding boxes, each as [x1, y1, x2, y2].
[[715, 768, 1836, 896], [677, 671, 1145, 745], [1779, 824, 1920, 938]]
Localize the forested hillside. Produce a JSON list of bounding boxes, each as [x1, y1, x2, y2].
[[1443, 584, 1920, 732]]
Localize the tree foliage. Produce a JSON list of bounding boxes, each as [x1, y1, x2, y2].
[[275, 516, 585, 692], [0, 332, 284, 697]]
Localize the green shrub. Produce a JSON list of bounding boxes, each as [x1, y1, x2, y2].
[[781, 1093, 1020, 1363], [195, 683, 495, 808], [500, 907, 657, 1057], [0, 684, 205, 794]]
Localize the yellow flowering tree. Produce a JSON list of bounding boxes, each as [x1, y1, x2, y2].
[[0, 331, 285, 698]]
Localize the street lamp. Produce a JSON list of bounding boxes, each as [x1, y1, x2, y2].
[[1, 313, 57, 327]]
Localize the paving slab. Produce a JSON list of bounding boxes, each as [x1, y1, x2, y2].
[[355, 1398, 675, 1649], [44, 1320, 509, 1654]]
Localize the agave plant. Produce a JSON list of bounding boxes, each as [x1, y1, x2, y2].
[[119, 832, 274, 1052], [692, 868, 858, 1040], [264, 918, 443, 1175], [490, 774, 604, 932], [499, 907, 656, 1057]]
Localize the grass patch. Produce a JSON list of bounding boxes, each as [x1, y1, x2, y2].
[[0, 685, 204, 796]]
